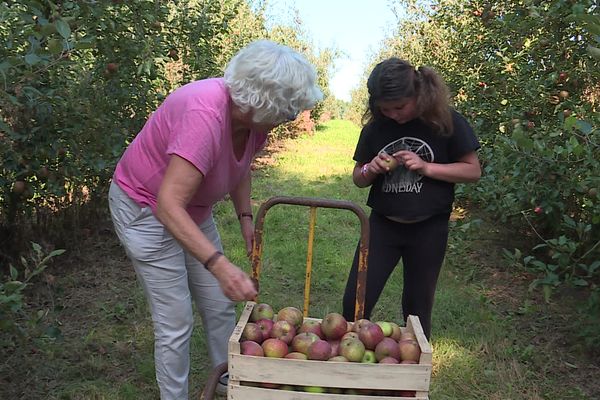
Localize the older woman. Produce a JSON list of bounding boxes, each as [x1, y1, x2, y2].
[[108, 40, 322, 399]]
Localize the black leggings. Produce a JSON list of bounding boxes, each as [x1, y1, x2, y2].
[[342, 211, 450, 339]]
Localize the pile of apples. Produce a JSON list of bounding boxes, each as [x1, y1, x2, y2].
[[240, 303, 421, 365]]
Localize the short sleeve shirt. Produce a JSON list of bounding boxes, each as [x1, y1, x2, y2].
[[353, 110, 480, 220], [113, 78, 268, 223]]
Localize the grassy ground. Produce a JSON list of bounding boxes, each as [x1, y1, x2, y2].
[[1, 120, 598, 399]]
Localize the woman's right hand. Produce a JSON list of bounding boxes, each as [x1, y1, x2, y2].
[[210, 256, 258, 302]]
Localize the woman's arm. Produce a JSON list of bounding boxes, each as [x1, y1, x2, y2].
[[229, 169, 254, 256], [155, 155, 257, 301], [394, 150, 481, 183]]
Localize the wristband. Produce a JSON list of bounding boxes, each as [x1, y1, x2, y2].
[[360, 164, 370, 177], [237, 212, 253, 221], [204, 250, 224, 270]]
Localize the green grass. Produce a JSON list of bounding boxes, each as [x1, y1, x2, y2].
[[1, 119, 597, 399]]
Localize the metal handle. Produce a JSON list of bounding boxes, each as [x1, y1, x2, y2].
[[250, 196, 369, 321]]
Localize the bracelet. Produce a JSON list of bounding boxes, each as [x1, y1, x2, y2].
[[360, 164, 370, 177], [204, 250, 224, 270], [237, 212, 253, 221]]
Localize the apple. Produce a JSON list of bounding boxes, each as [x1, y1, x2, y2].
[[328, 339, 340, 357], [251, 303, 274, 322], [271, 320, 296, 344], [376, 321, 393, 337], [389, 322, 402, 340], [379, 152, 399, 170], [280, 385, 296, 391], [277, 306, 303, 329], [304, 386, 325, 393], [361, 349, 377, 363], [106, 62, 118, 73], [379, 356, 399, 364], [241, 340, 264, 357], [328, 355, 348, 362], [339, 337, 365, 362], [359, 323, 385, 350], [352, 318, 372, 332], [291, 332, 320, 355], [401, 359, 418, 364], [307, 339, 332, 361], [285, 352, 308, 360], [262, 338, 288, 358], [241, 322, 263, 343], [398, 339, 421, 363], [256, 318, 274, 339], [341, 331, 359, 343], [321, 312, 348, 340], [375, 337, 401, 361], [298, 319, 324, 339], [12, 180, 26, 194]]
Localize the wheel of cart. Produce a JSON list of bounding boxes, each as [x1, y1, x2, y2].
[[201, 196, 432, 399]]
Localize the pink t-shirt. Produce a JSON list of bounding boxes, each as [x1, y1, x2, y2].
[[113, 78, 268, 223]]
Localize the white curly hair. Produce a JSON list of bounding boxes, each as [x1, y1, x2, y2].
[[224, 40, 323, 124]]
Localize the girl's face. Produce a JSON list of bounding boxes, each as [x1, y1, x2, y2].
[[378, 98, 419, 125]]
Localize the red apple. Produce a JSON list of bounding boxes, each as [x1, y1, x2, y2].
[[328, 339, 340, 357], [277, 306, 303, 329], [321, 312, 348, 340], [291, 332, 320, 355], [241, 322, 263, 343], [375, 337, 401, 361], [352, 318, 372, 332], [251, 303, 274, 322], [307, 339, 332, 361], [271, 320, 296, 344], [298, 319, 324, 339], [262, 338, 289, 358], [256, 318, 274, 339], [339, 337, 365, 362], [359, 323, 385, 350], [399, 329, 417, 342], [241, 340, 264, 356], [398, 339, 421, 363]]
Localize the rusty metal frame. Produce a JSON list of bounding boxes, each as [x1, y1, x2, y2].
[[250, 196, 369, 321]]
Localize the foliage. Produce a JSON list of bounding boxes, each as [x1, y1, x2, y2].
[[0, 241, 65, 345], [0, 0, 333, 259], [349, 0, 600, 305]]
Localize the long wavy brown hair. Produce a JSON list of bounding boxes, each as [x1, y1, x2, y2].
[[362, 58, 453, 136]]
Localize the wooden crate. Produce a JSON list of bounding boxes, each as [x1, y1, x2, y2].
[[227, 302, 432, 399]]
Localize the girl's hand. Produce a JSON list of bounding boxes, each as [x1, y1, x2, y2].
[[369, 152, 399, 174], [394, 150, 429, 175]]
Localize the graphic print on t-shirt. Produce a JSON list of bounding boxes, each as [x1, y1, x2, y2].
[[380, 137, 434, 194]]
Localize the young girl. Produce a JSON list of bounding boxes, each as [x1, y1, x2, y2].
[[342, 58, 481, 339]]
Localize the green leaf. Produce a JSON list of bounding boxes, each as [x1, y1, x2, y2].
[[587, 45, 600, 60], [47, 38, 63, 55], [24, 53, 42, 65], [9, 265, 19, 280], [575, 120, 593, 135], [55, 18, 71, 39]]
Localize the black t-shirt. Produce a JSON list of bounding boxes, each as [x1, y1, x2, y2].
[[353, 109, 480, 220]]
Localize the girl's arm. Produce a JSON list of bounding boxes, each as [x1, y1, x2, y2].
[[395, 150, 481, 183]]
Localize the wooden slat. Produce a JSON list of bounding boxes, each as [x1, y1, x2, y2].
[[228, 383, 428, 400], [229, 355, 431, 391], [406, 315, 433, 365], [228, 301, 255, 355]]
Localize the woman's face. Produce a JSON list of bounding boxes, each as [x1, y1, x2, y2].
[[378, 98, 419, 124]]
